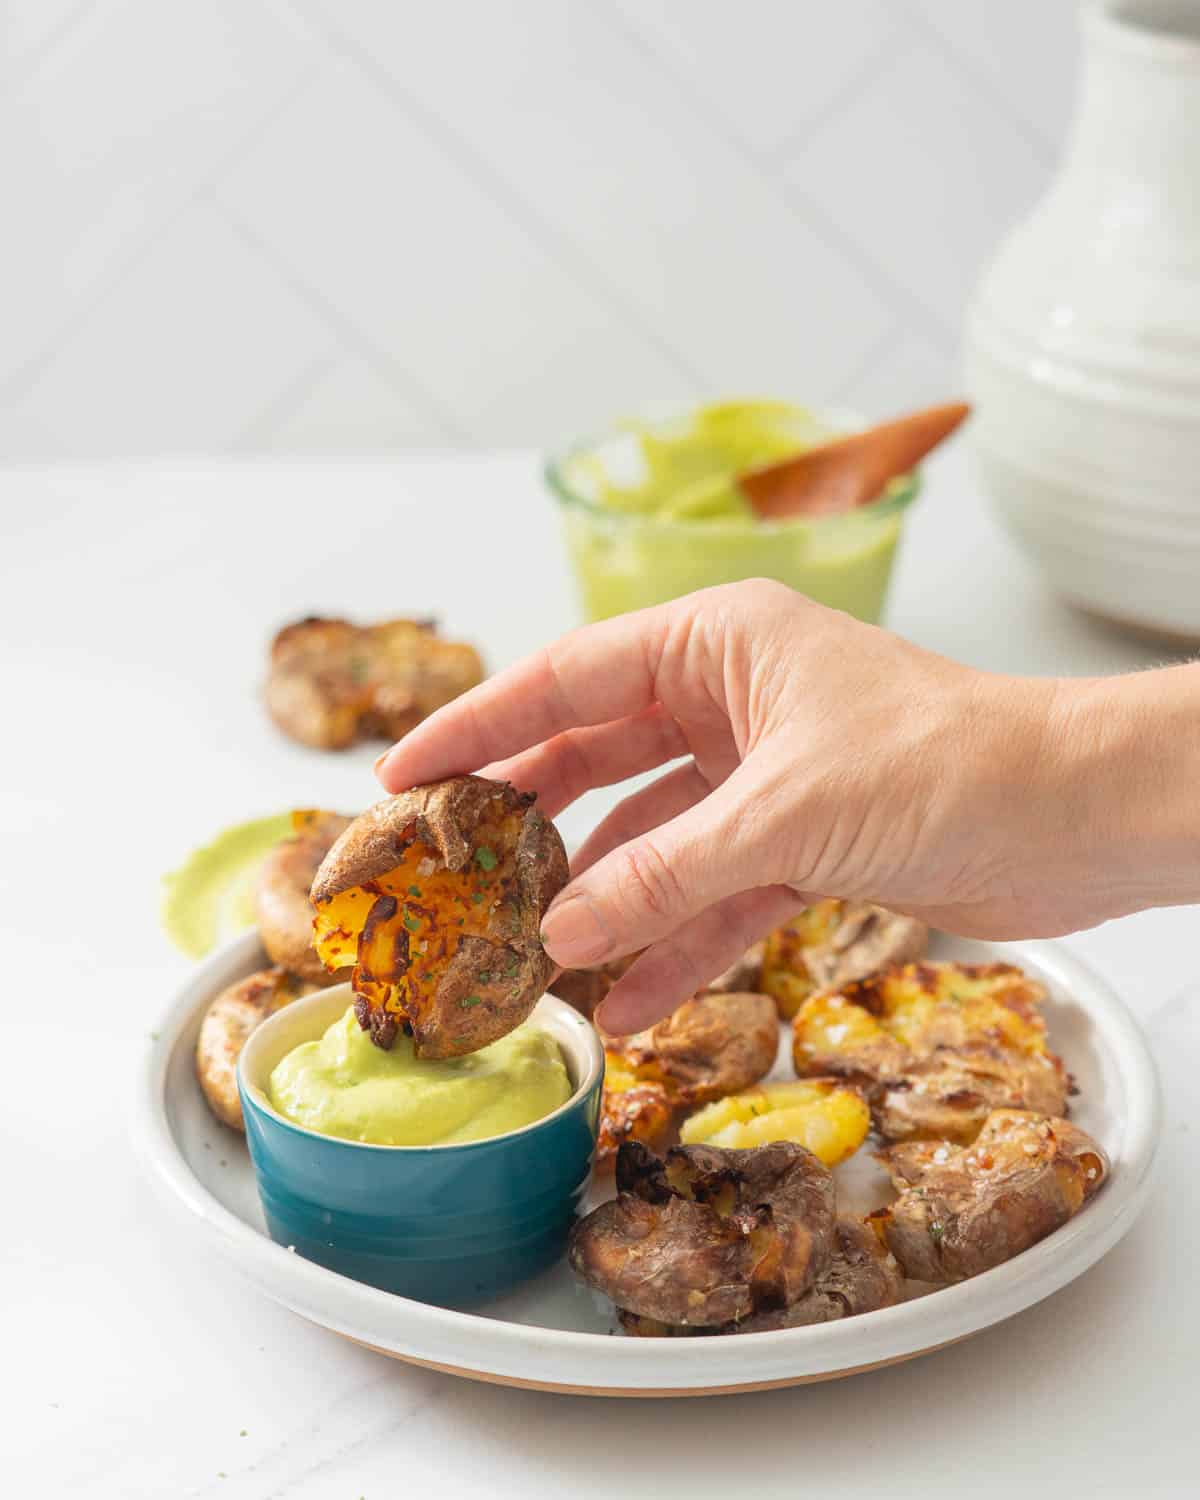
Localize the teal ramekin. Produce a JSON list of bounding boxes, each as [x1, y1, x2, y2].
[[238, 985, 603, 1307]]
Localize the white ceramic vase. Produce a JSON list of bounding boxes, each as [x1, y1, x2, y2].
[[966, 0, 1200, 641]]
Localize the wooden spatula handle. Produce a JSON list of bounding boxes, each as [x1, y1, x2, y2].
[[739, 401, 971, 520]]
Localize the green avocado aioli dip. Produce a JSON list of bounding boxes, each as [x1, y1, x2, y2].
[[550, 399, 917, 624], [162, 812, 292, 958], [268, 1006, 573, 1146]]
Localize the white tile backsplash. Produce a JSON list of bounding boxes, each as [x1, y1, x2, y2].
[[0, 0, 1080, 460]]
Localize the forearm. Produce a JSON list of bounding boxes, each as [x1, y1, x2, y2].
[[1048, 662, 1200, 919]]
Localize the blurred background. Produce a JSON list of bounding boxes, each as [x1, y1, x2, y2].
[[0, 0, 1076, 460]]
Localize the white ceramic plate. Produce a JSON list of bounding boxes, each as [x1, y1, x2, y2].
[[135, 930, 1160, 1396]]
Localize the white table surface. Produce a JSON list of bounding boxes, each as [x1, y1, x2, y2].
[[2, 447, 1197, 1498]]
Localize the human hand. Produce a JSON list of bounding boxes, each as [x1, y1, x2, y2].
[[375, 580, 1185, 1033]]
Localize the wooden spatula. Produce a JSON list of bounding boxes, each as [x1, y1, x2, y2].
[[737, 401, 970, 521]]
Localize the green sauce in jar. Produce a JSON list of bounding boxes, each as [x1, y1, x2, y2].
[[548, 400, 918, 622]]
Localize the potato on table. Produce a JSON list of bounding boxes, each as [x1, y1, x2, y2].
[[762, 900, 927, 1020], [195, 967, 318, 1131], [594, 991, 778, 1171], [680, 1079, 870, 1166], [255, 808, 352, 983], [792, 960, 1071, 1143], [618, 1217, 902, 1336], [310, 776, 567, 1057], [569, 1140, 837, 1327], [876, 1108, 1108, 1283], [265, 615, 484, 751]]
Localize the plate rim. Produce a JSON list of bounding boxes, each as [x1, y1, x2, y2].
[[134, 931, 1161, 1394]]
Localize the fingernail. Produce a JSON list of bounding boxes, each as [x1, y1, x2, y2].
[[540, 890, 613, 967], [374, 748, 396, 781]]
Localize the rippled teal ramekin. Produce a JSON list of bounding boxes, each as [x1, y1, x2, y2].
[[238, 985, 603, 1307]]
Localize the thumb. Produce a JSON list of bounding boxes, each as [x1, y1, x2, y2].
[[540, 766, 773, 968]]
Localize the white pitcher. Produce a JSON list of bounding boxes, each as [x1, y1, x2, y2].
[[966, 0, 1200, 642]]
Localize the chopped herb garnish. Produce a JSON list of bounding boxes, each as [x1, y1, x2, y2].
[[505, 959, 520, 978], [403, 913, 420, 932], [460, 995, 483, 1008], [408, 884, 422, 897], [929, 1220, 945, 1244], [474, 846, 497, 871]]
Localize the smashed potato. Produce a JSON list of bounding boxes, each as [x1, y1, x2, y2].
[[552, 944, 765, 1021], [195, 967, 317, 1130], [613, 991, 778, 1105], [596, 1051, 676, 1171], [617, 1217, 902, 1336], [569, 1140, 836, 1327], [310, 777, 567, 1057], [680, 1080, 870, 1166], [255, 808, 352, 983], [762, 900, 928, 1020], [876, 1108, 1109, 1282], [266, 615, 484, 751], [792, 961, 1070, 1143], [594, 991, 779, 1172]]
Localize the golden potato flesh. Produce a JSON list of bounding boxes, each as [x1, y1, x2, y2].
[[679, 1080, 870, 1166], [596, 1052, 676, 1171], [311, 779, 566, 1057], [792, 961, 1070, 1143], [762, 900, 927, 1020]]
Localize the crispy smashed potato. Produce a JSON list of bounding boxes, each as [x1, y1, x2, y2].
[[680, 1080, 870, 1166], [613, 991, 778, 1104], [310, 776, 567, 1058], [596, 1051, 676, 1171], [551, 953, 636, 1020], [617, 1217, 902, 1336], [265, 615, 484, 751], [552, 944, 766, 1020], [195, 967, 317, 1130], [792, 961, 1070, 1143], [255, 809, 352, 983], [593, 991, 779, 1172], [876, 1108, 1109, 1282], [569, 1141, 836, 1327], [762, 900, 928, 1020]]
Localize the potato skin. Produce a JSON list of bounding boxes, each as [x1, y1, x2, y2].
[[877, 1108, 1109, 1282], [615, 991, 779, 1105], [593, 990, 778, 1173], [311, 776, 568, 1058], [255, 810, 352, 983], [265, 615, 484, 751], [569, 1141, 836, 1326], [195, 967, 317, 1130], [552, 944, 765, 1020], [763, 902, 927, 1020], [617, 1217, 902, 1336]]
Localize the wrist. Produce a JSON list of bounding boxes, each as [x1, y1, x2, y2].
[[1044, 664, 1200, 919]]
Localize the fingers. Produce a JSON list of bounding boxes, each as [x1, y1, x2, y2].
[[376, 604, 676, 791], [479, 704, 687, 819], [540, 764, 774, 968], [569, 759, 712, 876], [596, 885, 804, 1034]]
